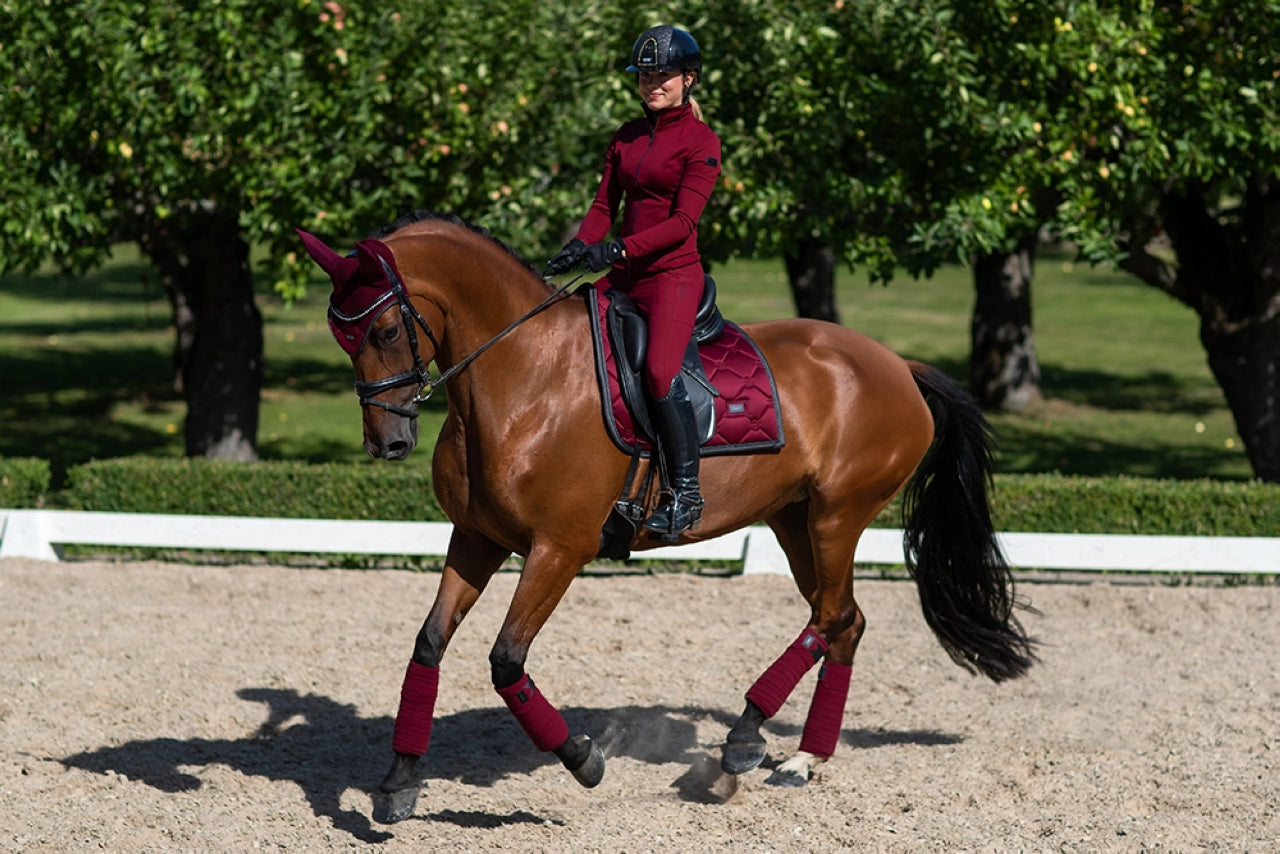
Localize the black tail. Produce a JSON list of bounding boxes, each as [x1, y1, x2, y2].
[[901, 363, 1037, 682]]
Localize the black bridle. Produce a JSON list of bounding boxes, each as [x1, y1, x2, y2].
[[336, 255, 580, 419]]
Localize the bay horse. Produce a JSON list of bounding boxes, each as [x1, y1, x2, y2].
[[298, 211, 1035, 823]]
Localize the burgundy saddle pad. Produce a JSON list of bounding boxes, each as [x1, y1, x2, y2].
[[586, 286, 785, 457]]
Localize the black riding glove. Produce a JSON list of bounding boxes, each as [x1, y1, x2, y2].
[[546, 238, 586, 275], [583, 239, 626, 273]]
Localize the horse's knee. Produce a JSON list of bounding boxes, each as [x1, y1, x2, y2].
[[411, 622, 448, 667], [488, 640, 526, 688], [848, 604, 866, 641], [825, 605, 866, 664], [815, 601, 864, 643]]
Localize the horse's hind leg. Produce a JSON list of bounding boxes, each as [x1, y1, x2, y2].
[[373, 530, 509, 824], [488, 541, 606, 788], [722, 502, 867, 778], [765, 610, 864, 787]]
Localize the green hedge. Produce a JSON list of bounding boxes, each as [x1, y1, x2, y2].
[[0, 457, 51, 508], [46, 457, 1280, 537], [63, 458, 447, 521], [872, 473, 1280, 536], [990, 474, 1280, 536]]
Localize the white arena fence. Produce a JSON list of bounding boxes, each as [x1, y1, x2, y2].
[[1, 509, 1277, 575]]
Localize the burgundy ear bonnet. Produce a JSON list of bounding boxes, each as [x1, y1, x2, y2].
[[297, 229, 403, 356]]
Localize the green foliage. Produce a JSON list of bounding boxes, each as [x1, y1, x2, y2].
[[62, 458, 446, 521], [3, 0, 1276, 279], [6, 0, 1275, 284], [0, 458, 50, 508], [0, 0, 636, 295], [689, 0, 1280, 279]]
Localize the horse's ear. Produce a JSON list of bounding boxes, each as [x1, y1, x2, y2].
[[296, 229, 357, 281]]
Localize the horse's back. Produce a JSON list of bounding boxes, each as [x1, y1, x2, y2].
[[744, 317, 925, 406], [740, 317, 935, 492]]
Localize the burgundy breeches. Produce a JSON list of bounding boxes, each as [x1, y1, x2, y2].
[[599, 263, 704, 397]]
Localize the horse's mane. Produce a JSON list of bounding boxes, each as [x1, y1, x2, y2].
[[369, 210, 542, 279]]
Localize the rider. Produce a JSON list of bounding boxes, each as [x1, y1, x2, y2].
[[547, 24, 722, 541]]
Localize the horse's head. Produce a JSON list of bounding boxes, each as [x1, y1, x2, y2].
[[297, 229, 436, 460]]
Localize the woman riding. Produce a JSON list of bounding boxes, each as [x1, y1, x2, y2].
[[547, 24, 722, 541]]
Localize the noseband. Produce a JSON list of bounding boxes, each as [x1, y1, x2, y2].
[[337, 255, 580, 419]]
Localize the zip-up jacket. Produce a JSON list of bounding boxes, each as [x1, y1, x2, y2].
[[574, 102, 722, 277]]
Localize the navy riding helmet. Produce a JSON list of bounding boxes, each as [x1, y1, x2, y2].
[[626, 25, 702, 75]]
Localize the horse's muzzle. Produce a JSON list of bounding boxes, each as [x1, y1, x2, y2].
[[364, 414, 419, 460]]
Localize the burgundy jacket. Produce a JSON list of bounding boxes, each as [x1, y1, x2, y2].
[[574, 102, 722, 277]]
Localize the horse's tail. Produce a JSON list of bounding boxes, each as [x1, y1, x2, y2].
[[901, 361, 1037, 682]]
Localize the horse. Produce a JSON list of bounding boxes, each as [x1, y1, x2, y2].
[[297, 210, 1036, 823]]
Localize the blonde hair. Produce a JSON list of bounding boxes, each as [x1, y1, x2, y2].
[[686, 71, 704, 122]]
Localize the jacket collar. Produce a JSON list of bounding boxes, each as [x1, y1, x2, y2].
[[643, 101, 694, 129]]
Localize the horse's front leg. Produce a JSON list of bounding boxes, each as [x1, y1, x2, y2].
[[488, 542, 605, 789], [373, 531, 509, 824]]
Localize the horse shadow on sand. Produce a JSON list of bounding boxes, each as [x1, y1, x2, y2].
[[60, 687, 960, 843]]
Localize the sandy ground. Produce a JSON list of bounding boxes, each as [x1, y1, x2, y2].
[[0, 557, 1276, 852]]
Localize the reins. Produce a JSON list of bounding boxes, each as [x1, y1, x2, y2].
[[351, 255, 583, 418]]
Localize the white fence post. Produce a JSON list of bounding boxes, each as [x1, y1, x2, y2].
[[0, 510, 61, 561]]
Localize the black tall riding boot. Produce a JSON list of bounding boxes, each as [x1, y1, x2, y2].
[[643, 374, 704, 542]]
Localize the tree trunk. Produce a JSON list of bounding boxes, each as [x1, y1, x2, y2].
[[969, 233, 1043, 411], [783, 240, 840, 323], [164, 280, 196, 396], [1202, 312, 1280, 480], [1121, 175, 1280, 482], [141, 207, 262, 461]]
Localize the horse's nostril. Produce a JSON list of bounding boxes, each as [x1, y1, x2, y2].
[[384, 440, 410, 460]]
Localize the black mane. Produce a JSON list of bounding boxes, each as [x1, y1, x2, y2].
[[369, 210, 541, 277]]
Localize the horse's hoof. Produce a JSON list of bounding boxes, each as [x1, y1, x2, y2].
[[765, 767, 809, 788], [720, 738, 767, 775], [371, 786, 420, 824], [566, 734, 606, 788]]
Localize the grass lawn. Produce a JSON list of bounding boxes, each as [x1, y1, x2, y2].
[[0, 243, 1252, 486]]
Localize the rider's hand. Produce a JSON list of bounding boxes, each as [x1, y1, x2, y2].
[[546, 239, 587, 275], [582, 239, 626, 273]]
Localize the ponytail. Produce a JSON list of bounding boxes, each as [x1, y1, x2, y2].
[[685, 70, 704, 122]]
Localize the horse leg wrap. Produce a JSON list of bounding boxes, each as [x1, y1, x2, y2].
[[745, 627, 829, 718], [497, 673, 569, 753], [391, 661, 439, 756], [798, 662, 853, 759]]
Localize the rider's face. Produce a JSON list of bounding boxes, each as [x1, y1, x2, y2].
[[638, 69, 690, 111]]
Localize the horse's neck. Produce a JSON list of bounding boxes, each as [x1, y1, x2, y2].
[[436, 274, 549, 367], [433, 278, 583, 435], [394, 230, 538, 360], [402, 240, 563, 405]]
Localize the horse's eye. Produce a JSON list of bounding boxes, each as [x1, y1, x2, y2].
[[378, 324, 400, 347]]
